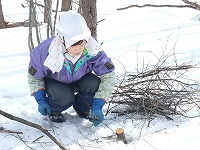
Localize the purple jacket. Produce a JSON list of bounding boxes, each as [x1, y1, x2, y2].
[[28, 37, 115, 84]]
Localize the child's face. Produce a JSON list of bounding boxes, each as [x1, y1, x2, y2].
[[67, 40, 86, 56]]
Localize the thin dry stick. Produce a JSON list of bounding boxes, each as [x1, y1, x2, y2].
[[32, 135, 44, 143], [15, 134, 36, 150], [0, 129, 23, 134], [0, 109, 69, 150]]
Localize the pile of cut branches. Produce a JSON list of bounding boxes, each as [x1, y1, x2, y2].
[[109, 64, 200, 120]]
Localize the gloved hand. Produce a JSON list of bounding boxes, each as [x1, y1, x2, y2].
[[33, 90, 51, 116], [89, 98, 106, 126]]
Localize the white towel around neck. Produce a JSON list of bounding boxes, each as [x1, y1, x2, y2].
[[43, 35, 103, 74]]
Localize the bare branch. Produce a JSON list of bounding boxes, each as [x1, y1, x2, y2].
[[117, 4, 198, 11], [24, 0, 60, 12], [182, 0, 200, 10]]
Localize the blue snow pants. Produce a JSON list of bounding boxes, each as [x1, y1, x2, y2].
[[44, 72, 101, 116]]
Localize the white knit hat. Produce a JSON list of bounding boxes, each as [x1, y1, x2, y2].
[[57, 10, 91, 41], [43, 11, 102, 74]]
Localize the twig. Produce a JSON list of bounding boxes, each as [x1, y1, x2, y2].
[[24, 0, 61, 12], [143, 138, 158, 150], [0, 129, 23, 134], [97, 19, 105, 24], [15, 134, 36, 150], [182, 0, 200, 10], [32, 135, 44, 143]]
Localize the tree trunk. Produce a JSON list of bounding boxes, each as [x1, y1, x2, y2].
[[79, 0, 97, 39], [0, 0, 6, 29], [28, 0, 34, 51], [44, 0, 53, 38], [61, 0, 72, 11], [44, 0, 52, 23]]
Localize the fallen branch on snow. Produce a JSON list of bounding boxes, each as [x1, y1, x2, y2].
[[117, 3, 199, 11], [0, 109, 69, 150]]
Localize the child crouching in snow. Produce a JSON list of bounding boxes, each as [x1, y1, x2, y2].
[[28, 10, 115, 126]]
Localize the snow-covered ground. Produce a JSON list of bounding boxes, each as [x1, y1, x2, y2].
[[0, 0, 200, 149]]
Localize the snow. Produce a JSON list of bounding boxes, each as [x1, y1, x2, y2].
[[1, 0, 200, 150]]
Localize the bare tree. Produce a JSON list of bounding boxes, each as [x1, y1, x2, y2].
[[79, 0, 97, 38], [27, 0, 59, 51], [53, 0, 59, 35], [0, 0, 5, 29], [61, 0, 72, 11], [28, 0, 35, 51]]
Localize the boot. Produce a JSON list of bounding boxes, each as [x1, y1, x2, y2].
[[49, 112, 65, 123]]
